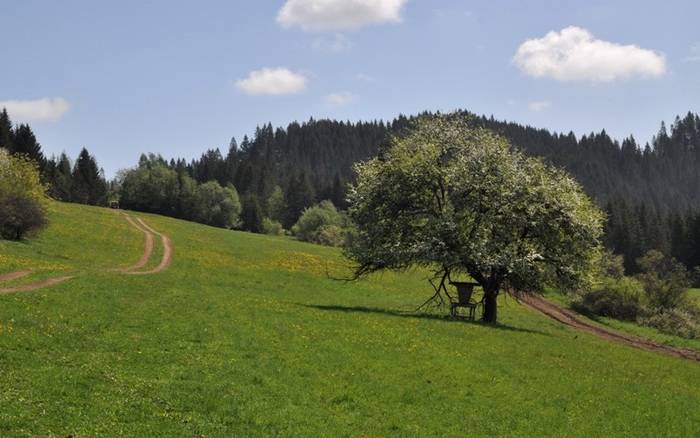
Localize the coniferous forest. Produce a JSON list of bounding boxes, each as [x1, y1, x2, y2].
[[2, 106, 700, 277]]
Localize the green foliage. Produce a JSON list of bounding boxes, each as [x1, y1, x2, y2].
[[119, 155, 182, 215], [0, 194, 48, 240], [11, 124, 44, 165], [292, 200, 346, 246], [636, 250, 691, 311], [574, 249, 700, 338], [0, 149, 48, 239], [574, 251, 643, 319], [119, 154, 241, 229], [240, 194, 264, 233], [284, 172, 316, 228], [45, 153, 73, 200], [266, 185, 287, 223], [573, 277, 644, 320], [71, 148, 107, 205], [346, 114, 604, 321], [262, 218, 285, 236], [0, 108, 13, 152], [692, 267, 700, 288], [2, 202, 700, 435], [638, 309, 700, 339], [193, 182, 241, 229]]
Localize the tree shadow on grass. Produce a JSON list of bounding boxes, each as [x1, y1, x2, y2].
[[298, 304, 550, 336]]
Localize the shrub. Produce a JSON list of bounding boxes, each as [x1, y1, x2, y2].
[[292, 200, 346, 246], [639, 308, 700, 339], [572, 276, 644, 320], [691, 266, 700, 288], [315, 224, 345, 247], [194, 182, 241, 229], [0, 194, 47, 239], [262, 218, 284, 236], [0, 149, 48, 240], [636, 250, 690, 311]]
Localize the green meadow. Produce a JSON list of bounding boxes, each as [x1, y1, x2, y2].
[[1, 202, 700, 436]]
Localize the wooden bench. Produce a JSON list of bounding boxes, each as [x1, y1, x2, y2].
[[449, 281, 480, 320]]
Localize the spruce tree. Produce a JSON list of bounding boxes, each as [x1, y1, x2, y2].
[[0, 108, 13, 152], [240, 194, 264, 233], [330, 173, 346, 209], [266, 185, 287, 223], [71, 148, 107, 205], [283, 172, 315, 228], [50, 153, 73, 201], [12, 124, 44, 165]]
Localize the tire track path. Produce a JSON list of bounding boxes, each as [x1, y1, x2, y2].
[[125, 217, 173, 275], [0, 270, 32, 282], [0, 212, 173, 295], [119, 214, 155, 272], [0, 276, 74, 294], [519, 293, 700, 363]]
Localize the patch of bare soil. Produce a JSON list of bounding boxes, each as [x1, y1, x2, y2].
[[126, 218, 172, 275], [0, 276, 73, 294], [0, 271, 32, 282], [119, 214, 155, 272]]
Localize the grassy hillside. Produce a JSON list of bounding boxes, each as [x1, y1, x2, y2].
[[1, 202, 700, 436]]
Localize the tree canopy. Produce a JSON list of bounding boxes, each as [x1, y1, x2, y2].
[[344, 115, 604, 322], [0, 149, 48, 239]]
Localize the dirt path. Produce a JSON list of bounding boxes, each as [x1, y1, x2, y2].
[[126, 217, 173, 275], [119, 214, 155, 272], [0, 213, 174, 297], [0, 270, 32, 282], [519, 293, 700, 363], [0, 276, 74, 294]]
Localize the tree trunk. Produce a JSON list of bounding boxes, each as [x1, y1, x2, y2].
[[482, 288, 499, 323]]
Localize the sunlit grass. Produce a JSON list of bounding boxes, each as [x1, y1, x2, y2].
[[0, 202, 699, 436]]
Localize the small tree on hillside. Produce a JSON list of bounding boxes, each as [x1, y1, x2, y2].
[[0, 108, 14, 152], [194, 182, 242, 228], [11, 124, 45, 165], [0, 149, 48, 239], [71, 148, 107, 205], [344, 115, 604, 323], [292, 200, 345, 246], [635, 250, 690, 311]]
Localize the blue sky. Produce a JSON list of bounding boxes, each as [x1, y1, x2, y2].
[[2, 0, 699, 177]]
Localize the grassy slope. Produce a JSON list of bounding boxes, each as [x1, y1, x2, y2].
[[1, 202, 700, 436]]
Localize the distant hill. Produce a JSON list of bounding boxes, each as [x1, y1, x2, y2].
[[173, 111, 700, 272], [181, 111, 700, 216]]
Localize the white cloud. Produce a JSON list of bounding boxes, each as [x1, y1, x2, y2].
[[0, 97, 70, 122], [528, 100, 551, 112], [325, 92, 356, 106], [235, 68, 308, 96], [513, 26, 666, 82], [277, 0, 408, 32], [354, 73, 375, 82], [682, 42, 700, 63], [312, 33, 353, 53]]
